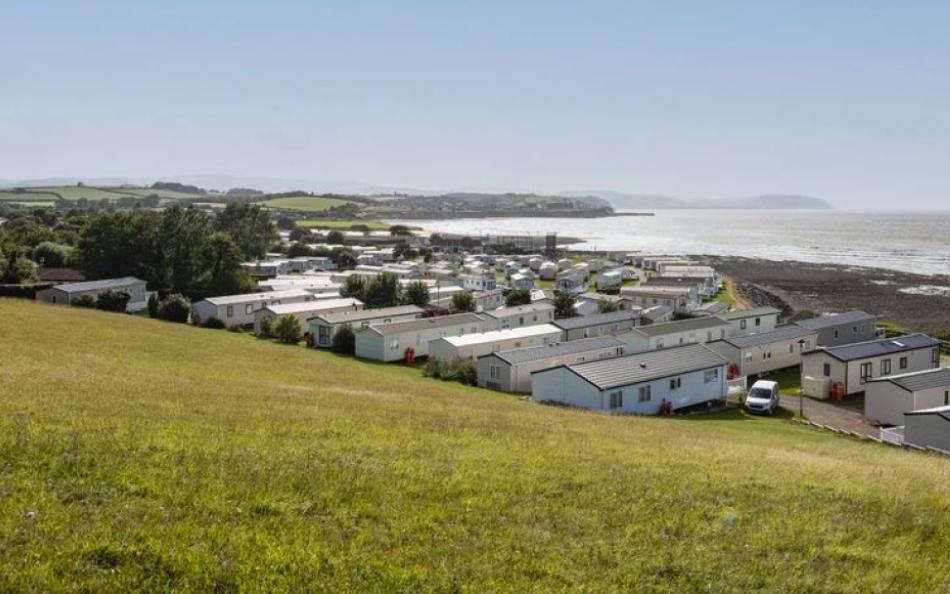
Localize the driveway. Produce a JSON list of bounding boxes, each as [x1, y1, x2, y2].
[[779, 394, 878, 438]]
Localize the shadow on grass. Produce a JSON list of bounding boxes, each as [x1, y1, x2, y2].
[[679, 405, 796, 422]]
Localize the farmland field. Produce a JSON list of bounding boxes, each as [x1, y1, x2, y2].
[[258, 195, 356, 212], [0, 186, 202, 202], [296, 219, 391, 230], [1, 299, 949, 592]]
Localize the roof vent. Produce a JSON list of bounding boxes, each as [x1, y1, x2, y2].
[[639, 362, 648, 369], [892, 340, 905, 348]]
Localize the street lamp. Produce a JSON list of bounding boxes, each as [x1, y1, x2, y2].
[[798, 338, 807, 418]]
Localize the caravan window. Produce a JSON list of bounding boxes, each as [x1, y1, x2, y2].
[[823, 363, 831, 376], [669, 377, 682, 390], [740, 319, 747, 330], [245, 304, 253, 315], [609, 391, 623, 409], [900, 357, 908, 370], [638, 386, 651, 402], [704, 369, 719, 384], [881, 359, 891, 376], [859, 362, 872, 383], [226, 305, 233, 318], [933, 348, 940, 366]]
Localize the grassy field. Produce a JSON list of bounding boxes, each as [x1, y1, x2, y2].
[[296, 219, 391, 230], [259, 195, 356, 212], [0, 186, 200, 202], [713, 276, 753, 310], [1, 299, 949, 592]]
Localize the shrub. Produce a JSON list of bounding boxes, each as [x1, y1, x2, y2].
[[274, 315, 302, 344], [257, 316, 273, 339], [202, 317, 227, 329], [147, 293, 159, 318], [227, 324, 243, 333], [95, 289, 131, 313], [72, 294, 97, 308], [157, 294, 191, 323], [430, 357, 477, 385], [423, 357, 443, 379], [331, 323, 356, 355], [450, 291, 476, 313], [505, 287, 531, 307]]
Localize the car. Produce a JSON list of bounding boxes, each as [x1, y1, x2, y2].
[[744, 380, 780, 415]]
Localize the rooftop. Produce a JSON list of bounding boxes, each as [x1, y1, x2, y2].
[[263, 298, 362, 316], [312, 305, 423, 325], [553, 344, 726, 391], [364, 312, 486, 335], [203, 289, 313, 306], [869, 367, 950, 392], [438, 324, 560, 347], [716, 307, 782, 321], [816, 333, 940, 362], [482, 303, 555, 318], [795, 310, 874, 331], [552, 310, 638, 331], [489, 336, 625, 364], [630, 316, 728, 337], [48, 276, 144, 294], [720, 325, 817, 349]]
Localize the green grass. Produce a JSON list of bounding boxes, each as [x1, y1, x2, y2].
[[0, 186, 202, 203], [296, 219, 391, 230], [1, 299, 950, 592], [259, 195, 356, 212], [759, 367, 803, 394]]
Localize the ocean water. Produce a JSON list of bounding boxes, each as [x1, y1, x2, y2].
[[390, 210, 950, 276]]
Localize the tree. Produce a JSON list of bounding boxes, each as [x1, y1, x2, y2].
[[72, 294, 97, 308], [32, 241, 72, 267], [274, 315, 302, 344], [288, 227, 309, 242], [389, 224, 412, 237], [147, 293, 160, 318], [339, 274, 366, 300], [0, 251, 36, 284], [330, 247, 356, 269], [157, 294, 191, 323], [286, 243, 314, 257], [393, 242, 416, 261], [95, 289, 131, 312], [77, 210, 163, 286], [598, 299, 619, 313], [505, 288, 531, 307], [199, 232, 252, 298], [451, 291, 476, 313], [326, 230, 345, 245], [276, 216, 297, 230], [363, 272, 401, 308], [214, 203, 277, 260], [401, 280, 430, 307], [331, 323, 356, 355], [553, 291, 577, 319]]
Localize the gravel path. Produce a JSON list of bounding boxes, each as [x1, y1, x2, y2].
[[779, 394, 878, 437]]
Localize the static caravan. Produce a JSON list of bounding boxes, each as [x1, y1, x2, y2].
[[620, 286, 695, 314], [619, 316, 729, 353], [551, 310, 639, 342], [354, 313, 490, 362], [643, 276, 714, 298], [595, 269, 623, 291], [706, 325, 818, 377], [556, 271, 587, 294], [794, 310, 877, 347], [903, 406, 950, 452], [429, 324, 561, 362], [801, 334, 942, 399], [531, 344, 728, 415], [716, 307, 782, 338], [459, 275, 498, 292], [253, 298, 362, 334], [192, 289, 314, 327], [539, 261, 557, 280], [477, 336, 626, 393], [309, 305, 424, 348], [36, 277, 148, 312], [482, 303, 555, 330], [510, 273, 535, 290], [865, 368, 950, 426], [640, 279, 701, 303]]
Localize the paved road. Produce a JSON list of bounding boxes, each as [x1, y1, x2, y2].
[[779, 394, 878, 437]]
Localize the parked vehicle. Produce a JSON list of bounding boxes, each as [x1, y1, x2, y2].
[[744, 380, 780, 415]]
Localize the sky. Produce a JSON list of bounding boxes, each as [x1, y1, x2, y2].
[[2, 1, 949, 209]]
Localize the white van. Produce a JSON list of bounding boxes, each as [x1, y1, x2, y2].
[[744, 380, 780, 415]]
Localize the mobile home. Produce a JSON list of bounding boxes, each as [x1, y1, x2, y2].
[[794, 310, 877, 347], [354, 313, 491, 362], [429, 324, 561, 362], [864, 368, 950, 426], [619, 316, 729, 353], [706, 325, 818, 377], [36, 277, 148, 312], [192, 289, 315, 327], [309, 305, 424, 348]]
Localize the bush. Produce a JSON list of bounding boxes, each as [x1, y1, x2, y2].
[[274, 315, 302, 344], [227, 324, 243, 333], [450, 292, 476, 313], [201, 317, 227, 329], [157, 294, 191, 323], [147, 293, 159, 318], [429, 357, 477, 385], [505, 288, 531, 307], [32, 241, 72, 267], [95, 289, 131, 313], [71, 294, 97, 308], [331, 323, 356, 355], [256, 317, 273, 339], [423, 357, 443, 379]]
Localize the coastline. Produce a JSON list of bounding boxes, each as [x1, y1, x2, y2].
[[705, 256, 950, 337]]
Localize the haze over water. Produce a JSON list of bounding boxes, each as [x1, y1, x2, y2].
[[393, 210, 950, 276]]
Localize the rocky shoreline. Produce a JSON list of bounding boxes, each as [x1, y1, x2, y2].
[[703, 256, 950, 338]]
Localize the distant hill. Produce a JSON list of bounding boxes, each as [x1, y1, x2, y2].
[[561, 190, 833, 210]]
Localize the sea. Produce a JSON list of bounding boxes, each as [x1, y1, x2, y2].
[[389, 210, 950, 277]]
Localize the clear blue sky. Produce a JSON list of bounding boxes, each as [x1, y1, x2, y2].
[[2, 1, 949, 209]]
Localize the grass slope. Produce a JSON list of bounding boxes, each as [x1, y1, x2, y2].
[[259, 195, 356, 212], [1, 300, 949, 592]]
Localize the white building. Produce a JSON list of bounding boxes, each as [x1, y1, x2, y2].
[[482, 303, 556, 330], [459, 275, 498, 292], [192, 289, 316, 327], [253, 298, 363, 334], [706, 325, 818, 377], [309, 305, 424, 348], [477, 336, 626, 393], [620, 286, 696, 314], [429, 324, 562, 362], [531, 344, 728, 414], [716, 307, 782, 338], [36, 277, 149, 312], [594, 269, 623, 291], [619, 316, 730, 353], [864, 368, 950, 426], [354, 313, 491, 362], [510, 273, 535, 290]]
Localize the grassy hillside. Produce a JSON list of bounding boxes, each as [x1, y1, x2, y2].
[[0, 185, 200, 202], [1, 299, 949, 592], [259, 195, 356, 212], [296, 218, 391, 230]]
